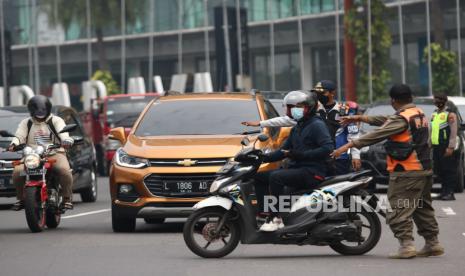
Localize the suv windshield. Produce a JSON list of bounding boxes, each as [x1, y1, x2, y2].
[[106, 96, 156, 127], [0, 114, 27, 135], [135, 99, 261, 136]]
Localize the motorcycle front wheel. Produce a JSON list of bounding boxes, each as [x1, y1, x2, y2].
[[329, 207, 382, 255], [24, 187, 46, 233], [183, 207, 240, 258]]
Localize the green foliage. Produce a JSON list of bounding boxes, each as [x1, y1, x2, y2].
[[345, 0, 392, 103], [92, 70, 121, 95], [423, 43, 459, 94]]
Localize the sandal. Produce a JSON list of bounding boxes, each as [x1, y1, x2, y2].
[[11, 200, 24, 211]]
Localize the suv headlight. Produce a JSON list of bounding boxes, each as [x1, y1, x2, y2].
[[24, 154, 41, 169], [115, 148, 149, 169], [210, 177, 232, 193]]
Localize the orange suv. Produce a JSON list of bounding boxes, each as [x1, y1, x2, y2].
[[109, 92, 289, 232]]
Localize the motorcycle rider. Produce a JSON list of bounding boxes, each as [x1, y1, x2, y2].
[[242, 80, 361, 174], [254, 90, 334, 232], [8, 95, 74, 211]]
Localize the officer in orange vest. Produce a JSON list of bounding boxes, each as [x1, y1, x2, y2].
[[332, 84, 443, 259]]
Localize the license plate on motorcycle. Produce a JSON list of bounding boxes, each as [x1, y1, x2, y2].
[[162, 181, 210, 194], [26, 169, 45, 175]]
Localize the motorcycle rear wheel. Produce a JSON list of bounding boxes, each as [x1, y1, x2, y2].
[[183, 207, 240, 258], [329, 208, 381, 255], [24, 187, 46, 233]]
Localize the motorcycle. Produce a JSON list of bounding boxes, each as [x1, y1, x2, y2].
[[12, 124, 82, 233], [183, 134, 385, 258]]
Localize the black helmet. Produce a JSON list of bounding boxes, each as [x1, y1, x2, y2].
[[283, 90, 318, 118], [27, 95, 52, 119]]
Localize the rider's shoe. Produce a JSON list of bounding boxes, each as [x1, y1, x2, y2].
[[259, 217, 284, 232], [11, 200, 24, 211], [64, 202, 74, 210]]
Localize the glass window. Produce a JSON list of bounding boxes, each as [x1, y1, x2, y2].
[[135, 99, 261, 136], [106, 95, 156, 128], [263, 100, 280, 137]]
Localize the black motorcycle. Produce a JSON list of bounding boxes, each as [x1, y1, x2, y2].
[[183, 134, 385, 258]]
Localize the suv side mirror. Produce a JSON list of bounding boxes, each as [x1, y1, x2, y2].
[[241, 137, 250, 147], [109, 127, 127, 144], [59, 124, 77, 134]]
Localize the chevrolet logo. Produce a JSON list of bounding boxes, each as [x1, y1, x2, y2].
[[177, 159, 198, 167]]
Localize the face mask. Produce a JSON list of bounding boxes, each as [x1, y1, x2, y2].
[[434, 101, 446, 109], [318, 94, 329, 105], [291, 107, 305, 120]]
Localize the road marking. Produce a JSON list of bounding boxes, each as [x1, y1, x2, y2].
[[62, 209, 111, 219], [442, 207, 456, 216]]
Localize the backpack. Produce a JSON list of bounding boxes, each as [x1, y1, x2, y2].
[[26, 117, 62, 144]]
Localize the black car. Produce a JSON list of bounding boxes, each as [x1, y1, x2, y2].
[[0, 106, 98, 202], [360, 98, 465, 193]]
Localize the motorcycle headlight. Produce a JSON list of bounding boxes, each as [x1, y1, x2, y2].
[[209, 176, 232, 193], [23, 146, 33, 155], [35, 146, 45, 155], [24, 154, 41, 169], [115, 148, 148, 169]]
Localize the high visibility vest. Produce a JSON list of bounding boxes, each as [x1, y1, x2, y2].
[[386, 107, 432, 172], [431, 110, 450, 146]]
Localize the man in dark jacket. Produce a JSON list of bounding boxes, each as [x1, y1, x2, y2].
[[254, 90, 334, 232]]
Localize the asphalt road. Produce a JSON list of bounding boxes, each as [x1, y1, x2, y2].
[[0, 177, 464, 276]]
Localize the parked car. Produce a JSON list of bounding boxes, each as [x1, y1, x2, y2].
[[80, 93, 159, 176], [0, 106, 99, 202], [359, 98, 465, 193], [109, 92, 290, 232]]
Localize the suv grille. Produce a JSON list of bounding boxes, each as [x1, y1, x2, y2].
[[144, 173, 218, 197], [149, 158, 228, 167]]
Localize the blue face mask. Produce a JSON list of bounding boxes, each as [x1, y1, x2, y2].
[[291, 107, 305, 120]]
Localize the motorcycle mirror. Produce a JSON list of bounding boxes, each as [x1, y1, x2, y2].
[[257, 134, 269, 142], [241, 137, 250, 147], [59, 124, 77, 134]]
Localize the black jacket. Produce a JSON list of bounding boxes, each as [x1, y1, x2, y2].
[[266, 115, 334, 176]]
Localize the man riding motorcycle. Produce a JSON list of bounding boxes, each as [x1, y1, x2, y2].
[[254, 90, 334, 232], [9, 95, 74, 211], [242, 80, 361, 175]]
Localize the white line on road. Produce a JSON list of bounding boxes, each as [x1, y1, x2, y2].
[[62, 209, 111, 219], [442, 207, 456, 216]]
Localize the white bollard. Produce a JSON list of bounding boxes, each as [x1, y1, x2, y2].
[[51, 83, 71, 107], [127, 77, 146, 94], [9, 85, 34, 106], [153, 76, 165, 96], [169, 74, 188, 93], [82, 80, 107, 112], [193, 72, 213, 93]]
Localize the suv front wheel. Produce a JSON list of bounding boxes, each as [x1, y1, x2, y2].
[[112, 204, 136, 232]]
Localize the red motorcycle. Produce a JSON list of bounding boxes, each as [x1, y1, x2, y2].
[[12, 124, 82, 233]]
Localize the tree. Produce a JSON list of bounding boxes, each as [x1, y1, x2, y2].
[[43, 0, 146, 70], [92, 70, 121, 95], [423, 43, 458, 94], [345, 0, 392, 103]]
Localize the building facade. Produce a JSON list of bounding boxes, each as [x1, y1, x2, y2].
[[2, 0, 465, 110]]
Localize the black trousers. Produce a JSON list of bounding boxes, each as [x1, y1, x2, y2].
[[254, 168, 321, 214], [335, 159, 352, 175], [433, 145, 457, 195]]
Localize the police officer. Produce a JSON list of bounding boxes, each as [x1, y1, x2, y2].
[[332, 84, 443, 259], [431, 93, 458, 201]]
